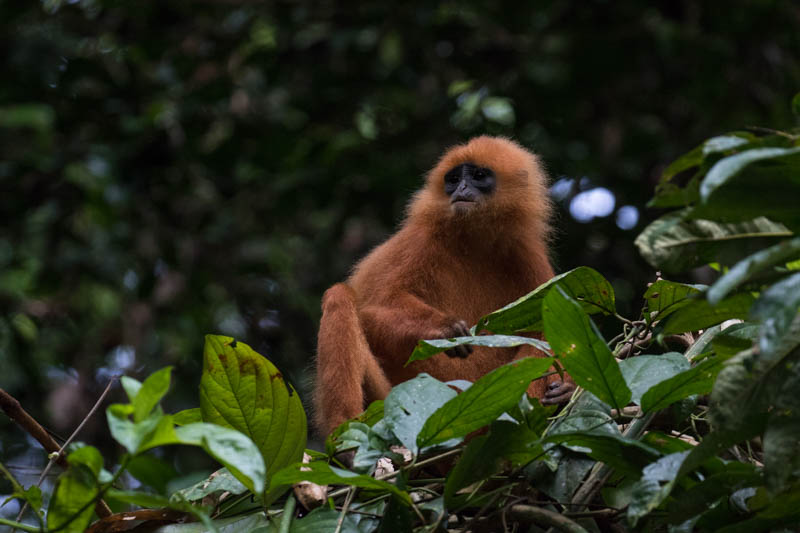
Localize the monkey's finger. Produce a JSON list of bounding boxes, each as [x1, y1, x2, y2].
[[543, 381, 576, 404], [445, 344, 471, 358], [453, 320, 471, 337]]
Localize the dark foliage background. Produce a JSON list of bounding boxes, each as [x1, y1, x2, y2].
[[1, 0, 798, 481]]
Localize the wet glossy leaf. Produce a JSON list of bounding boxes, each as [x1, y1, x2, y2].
[[407, 335, 549, 365], [619, 353, 690, 405], [641, 357, 725, 413], [708, 237, 800, 305], [383, 374, 456, 455]]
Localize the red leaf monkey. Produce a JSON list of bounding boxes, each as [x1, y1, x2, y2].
[[314, 136, 574, 435]]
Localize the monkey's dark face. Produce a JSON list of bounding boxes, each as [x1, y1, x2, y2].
[[443, 163, 496, 214]]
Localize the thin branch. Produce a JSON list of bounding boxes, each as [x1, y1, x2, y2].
[[508, 504, 590, 533]]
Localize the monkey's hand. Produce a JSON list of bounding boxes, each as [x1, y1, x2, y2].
[[541, 380, 576, 405], [441, 319, 473, 359]]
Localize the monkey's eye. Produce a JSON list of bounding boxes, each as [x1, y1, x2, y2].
[[445, 173, 460, 185], [474, 169, 485, 179]]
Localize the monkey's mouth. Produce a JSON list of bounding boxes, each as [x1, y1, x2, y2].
[[450, 199, 477, 213]]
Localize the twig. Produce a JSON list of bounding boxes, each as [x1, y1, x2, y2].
[[334, 488, 355, 533], [508, 504, 589, 533]]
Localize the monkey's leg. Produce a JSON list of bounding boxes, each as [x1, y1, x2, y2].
[[314, 283, 390, 436]]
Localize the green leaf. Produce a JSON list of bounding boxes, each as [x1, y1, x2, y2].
[[0, 104, 55, 131], [175, 422, 266, 495], [627, 451, 688, 527], [173, 467, 248, 502], [619, 353, 690, 405], [173, 407, 202, 426], [476, 266, 615, 334], [543, 286, 631, 411], [635, 210, 792, 273], [200, 335, 306, 479], [694, 147, 800, 231], [641, 356, 725, 413], [750, 271, 800, 352], [121, 376, 143, 403], [711, 323, 759, 358], [132, 366, 172, 422], [47, 455, 99, 532], [417, 357, 555, 448], [270, 461, 411, 504], [407, 334, 549, 365], [66, 444, 104, 478], [326, 400, 384, 454], [708, 237, 800, 305], [659, 292, 755, 335], [700, 147, 800, 201], [383, 374, 457, 455], [667, 462, 762, 524], [702, 135, 751, 156], [481, 97, 515, 126], [106, 409, 178, 454], [643, 280, 703, 323]]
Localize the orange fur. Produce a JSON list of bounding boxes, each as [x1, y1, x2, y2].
[[314, 136, 562, 436]]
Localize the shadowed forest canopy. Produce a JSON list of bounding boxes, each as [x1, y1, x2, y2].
[[1, 0, 798, 462]]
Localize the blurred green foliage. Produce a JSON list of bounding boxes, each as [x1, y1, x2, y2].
[[0, 0, 798, 459]]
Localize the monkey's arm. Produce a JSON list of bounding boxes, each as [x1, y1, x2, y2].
[[359, 293, 472, 360]]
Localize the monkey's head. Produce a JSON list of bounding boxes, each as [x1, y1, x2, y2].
[[409, 136, 552, 233]]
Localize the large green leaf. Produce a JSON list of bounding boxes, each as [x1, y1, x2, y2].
[[417, 356, 555, 448], [543, 286, 631, 411], [175, 422, 267, 495], [619, 353, 690, 405], [200, 335, 306, 479], [659, 292, 755, 335], [383, 374, 457, 455], [707, 237, 800, 305], [635, 210, 791, 273], [641, 357, 725, 413], [700, 147, 800, 201], [475, 266, 615, 334], [406, 335, 549, 365], [694, 147, 800, 231]]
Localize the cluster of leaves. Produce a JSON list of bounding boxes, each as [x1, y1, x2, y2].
[[3, 100, 800, 531]]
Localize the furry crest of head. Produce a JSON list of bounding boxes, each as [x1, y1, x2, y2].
[[408, 136, 552, 233]]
